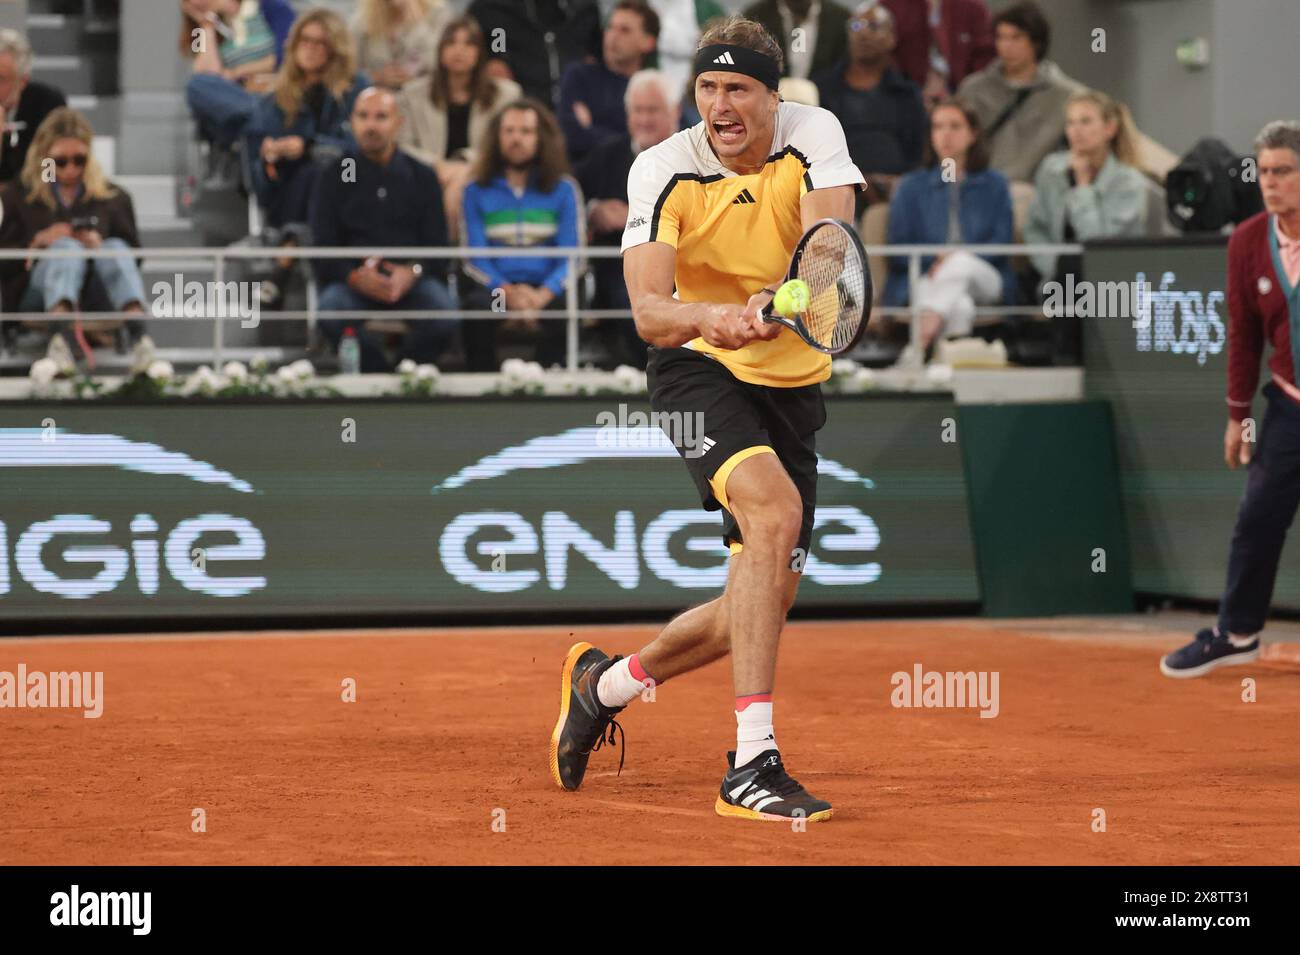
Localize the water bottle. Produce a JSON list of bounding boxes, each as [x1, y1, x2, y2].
[[339, 327, 361, 375]]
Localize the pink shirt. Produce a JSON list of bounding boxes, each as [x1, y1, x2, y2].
[[1274, 216, 1300, 287]]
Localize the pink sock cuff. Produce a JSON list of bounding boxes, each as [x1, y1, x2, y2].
[[735, 693, 772, 711], [628, 653, 653, 685]]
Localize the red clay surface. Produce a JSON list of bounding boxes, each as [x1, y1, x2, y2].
[[3, 618, 1299, 865]]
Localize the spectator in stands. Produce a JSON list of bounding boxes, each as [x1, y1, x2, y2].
[[1159, 121, 1300, 679], [182, 0, 285, 162], [460, 98, 578, 371], [0, 29, 67, 186], [351, 0, 452, 90], [646, 0, 724, 116], [466, 0, 602, 110], [813, 2, 926, 217], [247, 9, 366, 227], [575, 68, 680, 369], [246, 8, 367, 306], [397, 15, 521, 241], [558, 0, 659, 164], [880, 0, 994, 109], [956, 1, 1074, 184], [311, 87, 457, 373], [0, 108, 146, 356], [884, 96, 1013, 354], [741, 0, 849, 80], [1024, 88, 1146, 363]]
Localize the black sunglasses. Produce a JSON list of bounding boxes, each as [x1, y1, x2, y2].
[[52, 155, 88, 169]]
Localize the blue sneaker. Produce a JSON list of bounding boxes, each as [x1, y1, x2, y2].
[[1160, 627, 1259, 679]]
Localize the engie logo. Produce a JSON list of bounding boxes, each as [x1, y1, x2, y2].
[[0, 429, 267, 599], [432, 427, 882, 592]]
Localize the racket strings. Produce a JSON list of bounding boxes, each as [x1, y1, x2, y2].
[[795, 226, 866, 352]]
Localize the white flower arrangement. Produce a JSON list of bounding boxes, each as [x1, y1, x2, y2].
[[146, 360, 175, 382], [28, 357, 60, 389], [825, 358, 876, 394], [181, 364, 223, 396], [612, 364, 646, 394]]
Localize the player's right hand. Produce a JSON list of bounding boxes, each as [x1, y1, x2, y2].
[[697, 304, 756, 350]]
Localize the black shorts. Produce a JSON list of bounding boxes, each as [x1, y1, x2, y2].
[[645, 345, 826, 562]]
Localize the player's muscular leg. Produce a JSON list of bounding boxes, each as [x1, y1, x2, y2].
[[636, 592, 731, 682], [636, 517, 802, 683], [716, 453, 803, 695]]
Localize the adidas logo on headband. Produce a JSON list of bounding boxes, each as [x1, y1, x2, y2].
[[694, 44, 781, 90]]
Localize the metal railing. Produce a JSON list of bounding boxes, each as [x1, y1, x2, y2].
[[0, 242, 1084, 371]]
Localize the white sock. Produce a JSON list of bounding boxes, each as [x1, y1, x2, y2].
[[735, 702, 777, 767], [1227, 631, 1258, 648], [596, 657, 648, 709]]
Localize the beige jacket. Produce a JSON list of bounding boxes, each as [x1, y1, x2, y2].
[[396, 75, 522, 168]]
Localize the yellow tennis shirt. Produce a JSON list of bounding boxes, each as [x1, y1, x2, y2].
[[621, 101, 865, 387]]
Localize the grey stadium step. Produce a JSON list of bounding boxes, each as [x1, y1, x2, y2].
[[115, 174, 178, 220]]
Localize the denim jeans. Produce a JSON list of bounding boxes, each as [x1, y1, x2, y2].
[[186, 73, 259, 149], [316, 278, 460, 373], [19, 236, 147, 312]]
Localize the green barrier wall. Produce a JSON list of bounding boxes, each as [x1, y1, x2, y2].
[[957, 402, 1134, 616], [0, 395, 980, 625], [1084, 238, 1300, 607]]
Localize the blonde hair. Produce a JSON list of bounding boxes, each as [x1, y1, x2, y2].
[[358, 0, 435, 39], [1068, 89, 1138, 168], [273, 8, 357, 124], [21, 107, 116, 210]]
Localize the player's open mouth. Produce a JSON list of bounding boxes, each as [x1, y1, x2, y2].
[[713, 120, 745, 144]]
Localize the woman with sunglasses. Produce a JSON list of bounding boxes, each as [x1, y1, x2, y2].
[[0, 107, 146, 355]]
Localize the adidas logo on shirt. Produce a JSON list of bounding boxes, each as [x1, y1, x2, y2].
[[700, 436, 717, 454], [712, 51, 736, 65], [731, 189, 756, 205]]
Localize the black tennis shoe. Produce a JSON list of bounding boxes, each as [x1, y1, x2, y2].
[[1160, 626, 1259, 679], [715, 749, 833, 822], [549, 642, 626, 791]]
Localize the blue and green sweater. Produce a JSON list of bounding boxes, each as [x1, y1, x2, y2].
[[461, 173, 579, 297]]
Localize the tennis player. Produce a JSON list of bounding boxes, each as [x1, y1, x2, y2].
[[549, 15, 864, 822]]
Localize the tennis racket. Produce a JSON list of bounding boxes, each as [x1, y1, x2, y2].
[[760, 218, 871, 355]]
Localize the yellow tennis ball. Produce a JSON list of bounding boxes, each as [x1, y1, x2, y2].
[[772, 279, 809, 316]]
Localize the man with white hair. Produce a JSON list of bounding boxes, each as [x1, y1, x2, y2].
[[575, 68, 681, 368], [0, 29, 66, 184], [1162, 120, 1300, 677]]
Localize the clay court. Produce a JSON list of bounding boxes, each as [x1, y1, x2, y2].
[[3, 614, 1299, 866]]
